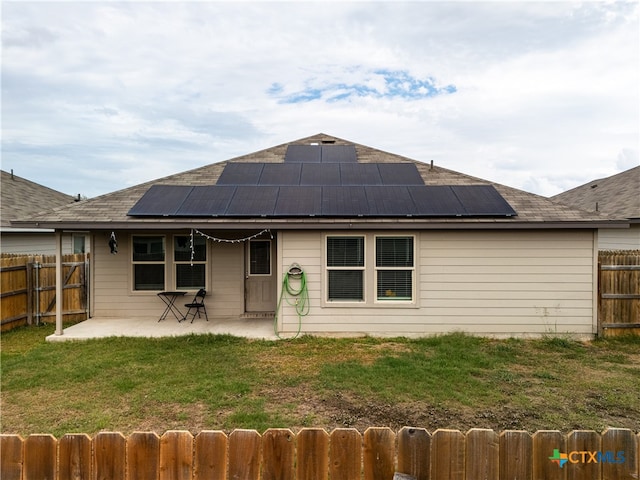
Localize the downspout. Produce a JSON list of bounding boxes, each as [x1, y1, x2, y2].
[[55, 230, 63, 336]]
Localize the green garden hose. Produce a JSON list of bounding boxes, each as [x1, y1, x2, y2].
[[274, 265, 310, 339]]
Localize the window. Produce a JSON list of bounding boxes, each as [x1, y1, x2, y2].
[[249, 240, 271, 275], [376, 237, 414, 301], [174, 235, 206, 290], [132, 236, 165, 290], [73, 235, 86, 254], [326, 236, 365, 301]]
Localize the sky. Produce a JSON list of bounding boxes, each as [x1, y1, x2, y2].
[[2, 1, 639, 200]]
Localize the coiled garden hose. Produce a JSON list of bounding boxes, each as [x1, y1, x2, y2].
[[274, 266, 310, 339]]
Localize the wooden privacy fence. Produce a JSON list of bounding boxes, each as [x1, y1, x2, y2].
[[1, 427, 638, 480], [599, 250, 640, 337], [0, 253, 89, 332]]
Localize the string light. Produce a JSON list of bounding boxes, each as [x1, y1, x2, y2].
[[192, 228, 271, 244]]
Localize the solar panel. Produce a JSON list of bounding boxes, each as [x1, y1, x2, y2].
[[175, 185, 236, 216], [226, 186, 278, 216], [452, 185, 517, 216], [339, 164, 383, 185], [377, 163, 424, 185], [217, 163, 264, 185], [408, 186, 466, 216], [259, 163, 301, 185], [127, 185, 193, 216], [285, 144, 321, 163], [321, 186, 370, 216], [300, 163, 341, 185], [321, 145, 357, 163], [365, 186, 418, 216], [274, 186, 322, 216]]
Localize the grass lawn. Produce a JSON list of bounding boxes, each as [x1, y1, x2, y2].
[[1, 324, 639, 436]]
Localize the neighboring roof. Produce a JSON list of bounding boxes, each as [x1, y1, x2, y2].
[[551, 166, 640, 220], [12, 134, 628, 231], [1, 170, 77, 231]]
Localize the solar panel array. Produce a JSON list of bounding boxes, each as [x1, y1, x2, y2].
[[128, 183, 517, 218], [127, 143, 517, 218]]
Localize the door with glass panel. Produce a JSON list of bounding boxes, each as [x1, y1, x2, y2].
[[245, 239, 276, 312]]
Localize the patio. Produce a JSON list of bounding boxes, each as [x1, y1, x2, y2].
[[46, 316, 279, 342]]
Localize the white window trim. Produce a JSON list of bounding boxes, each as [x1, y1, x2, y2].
[[131, 234, 166, 292], [374, 234, 416, 305], [174, 234, 208, 291], [324, 234, 366, 304]]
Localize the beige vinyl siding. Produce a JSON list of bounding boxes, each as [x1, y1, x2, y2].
[[598, 225, 640, 250], [0, 232, 74, 255], [277, 230, 596, 338], [92, 232, 245, 318]]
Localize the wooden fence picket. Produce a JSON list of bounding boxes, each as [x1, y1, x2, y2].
[[297, 428, 330, 480], [128, 431, 160, 480], [567, 430, 602, 480], [532, 430, 564, 480], [228, 429, 261, 480], [194, 430, 227, 480], [59, 433, 92, 480], [465, 428, 498, 480], [432, 429, 465, 480], [363, 427, 396, 480], [262, 428, 295, 480], [329, 428, 361, 480], [397, 426, 431, 480], [159, 430, 193, 480], [499, 430, 532, 480], [601, 428, 638, 480], [24, 434, 56, 480], [94, 432, 126, 480], [0, 434, 24, 480]]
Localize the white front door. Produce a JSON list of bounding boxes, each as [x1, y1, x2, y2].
[[245, 239, 277, 312]]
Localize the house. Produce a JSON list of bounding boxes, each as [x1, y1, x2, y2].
[[14, 134, 629, 339], [551, 166, 640, 250], [0, 169, 87, 255]]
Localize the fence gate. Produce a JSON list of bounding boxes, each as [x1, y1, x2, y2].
[[0, 254, 89, 332], [599, 250, 640, 337]]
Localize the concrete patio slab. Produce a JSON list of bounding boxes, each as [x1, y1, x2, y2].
[[46, 316, 279, 342]]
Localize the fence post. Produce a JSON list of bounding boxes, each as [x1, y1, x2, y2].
[[397, 427, 430, 480], [59, 433, 92, 480], [601, 428, 637, 480], [228, 429, 261, 480], [0, 434, 24, 480], [128, 431, 160, 480], [160, 430, 193, 480], [465, 428, 498, 480], [330, 428, 361, 480], [298, 428, 330, 480], [262, 428, 295, 480], [194, 431, 227, 480], [432, 429, 465, 480], [24, 434, 56, 480]]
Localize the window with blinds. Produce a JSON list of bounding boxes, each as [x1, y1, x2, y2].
[[326, 236, 365, 301], [375, 236, 414, 301]]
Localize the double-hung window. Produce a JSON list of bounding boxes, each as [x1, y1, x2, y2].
[[174, 235, 206, 290], [375, 236, 414, 301], [326, 236, 365, 301], [132, 236, 165, 291]]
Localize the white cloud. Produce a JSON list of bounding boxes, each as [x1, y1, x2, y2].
[[1, 1, 638, 198]]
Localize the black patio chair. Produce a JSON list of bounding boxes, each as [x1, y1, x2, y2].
[[184, 288, 208, 323]]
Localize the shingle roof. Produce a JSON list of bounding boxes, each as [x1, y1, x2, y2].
[[12, 134, 627, 230], [1, 170, 76, 229], [551, 166, 640, 220]]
